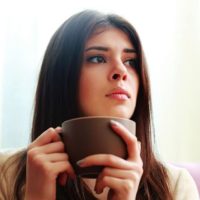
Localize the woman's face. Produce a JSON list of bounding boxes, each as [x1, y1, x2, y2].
[[78, 27, 139, 118]]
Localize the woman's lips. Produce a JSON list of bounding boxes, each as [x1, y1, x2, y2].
[[105, 88, 130, 100]]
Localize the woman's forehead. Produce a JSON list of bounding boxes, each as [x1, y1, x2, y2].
[[85, 26, 135, 50]]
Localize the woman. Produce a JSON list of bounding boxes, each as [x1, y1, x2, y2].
[[0, 10, 199, 200]]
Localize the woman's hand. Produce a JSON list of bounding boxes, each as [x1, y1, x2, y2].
[[25, 127, 76, 200], [77, 120, 143, 200]]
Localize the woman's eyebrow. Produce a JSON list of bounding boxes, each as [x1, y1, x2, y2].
[[85, 46, 136, 53], [124, 48, 137, 53], [85, 46, 108, 52]]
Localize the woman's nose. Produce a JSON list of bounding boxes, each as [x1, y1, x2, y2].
[[109, 62, 128, 81]]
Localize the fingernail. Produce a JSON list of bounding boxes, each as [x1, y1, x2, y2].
[[76, 159, 85, 167], [96, 189, 100, 194], [96, 187, 103, 194], [95, 187, 100, 194], [110, 120, 120, 127], [56, 126, 62, 130], [55, 127, 62, 133]]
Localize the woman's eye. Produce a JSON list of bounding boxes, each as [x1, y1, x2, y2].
[[87, 56, 106, 63], [124, 58, 138, 68]]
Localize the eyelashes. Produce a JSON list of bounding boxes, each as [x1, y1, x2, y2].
[[124, 58, 138, 68], [86, 55, 139, 70], [128, 58, 139, 73], [86, 55, 106, 63]]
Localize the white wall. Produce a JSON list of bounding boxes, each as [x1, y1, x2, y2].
[[153, 0, 200, 162], [0, 0, 199, 162], [0, 17, 3, 147]]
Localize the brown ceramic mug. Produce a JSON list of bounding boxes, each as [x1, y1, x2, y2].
[[61, 116, 136, 178]]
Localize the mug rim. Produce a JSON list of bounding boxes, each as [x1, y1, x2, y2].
[[62, 116, 135, 126]]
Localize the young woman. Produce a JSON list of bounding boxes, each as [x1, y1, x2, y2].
[[0, 10, 199, 200]]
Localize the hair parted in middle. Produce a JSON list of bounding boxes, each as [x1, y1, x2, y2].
[[9, 10, 172, 200]]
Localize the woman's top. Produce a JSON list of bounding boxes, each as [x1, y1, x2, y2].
[[0, 149, 199, 200]]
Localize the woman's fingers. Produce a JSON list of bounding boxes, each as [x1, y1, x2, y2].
[[77, 154, 139, 170], [51, 161, 76, 180], [110, 120, 141, 162], [94, 167, 143, 197], [95, 176, 134, 196], [28, 152, 76, 180], [76, 121, 144, 199], [27, 127, 76, 183], [28, 141, 65, 156], [97, 167, 142, 181], [29, 127, 62, 149], [25, 127, 76, 199], [33, 153, 68, 163]]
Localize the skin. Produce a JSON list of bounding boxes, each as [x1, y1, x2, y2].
[[25, 127, 76, 200], [79, 27, 139, 118], [25, 27, 143, 200]]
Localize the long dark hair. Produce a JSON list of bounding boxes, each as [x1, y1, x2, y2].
[[3, 10, 172, 199]]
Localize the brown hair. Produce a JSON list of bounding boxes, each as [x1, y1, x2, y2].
[[1, 10, 172, 199]]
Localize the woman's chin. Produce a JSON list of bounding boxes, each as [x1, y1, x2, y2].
[[79, 108, 133, 119]]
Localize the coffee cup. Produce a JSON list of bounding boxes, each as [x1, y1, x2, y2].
[[61, 116, 136, 178]]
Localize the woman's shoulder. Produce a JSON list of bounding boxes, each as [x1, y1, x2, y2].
[[0, 148, 22, 167], [0, 148, 26, 200], [0, 148, 25, 173], [165, 163, 199, 200]]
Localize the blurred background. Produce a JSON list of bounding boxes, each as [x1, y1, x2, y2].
[[0, 0, 199, 162]]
